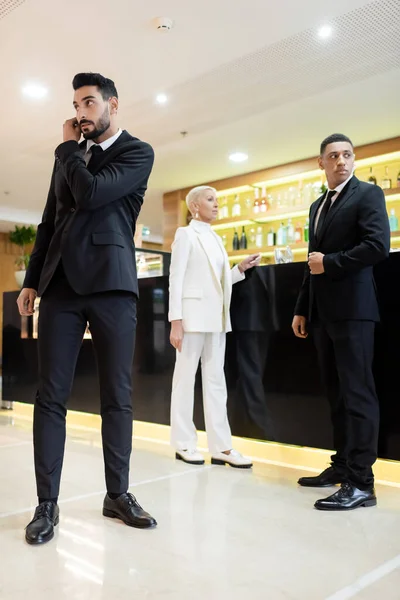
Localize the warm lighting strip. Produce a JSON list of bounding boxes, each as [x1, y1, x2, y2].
[[355, 151, 400, 169], [212, 219, 255, 231], [253, 169, 322, 189], [227, 246, 308, 261], [215, 185, 254, 197], [256, 209, 309, 223], [386, 193, 400, 202]]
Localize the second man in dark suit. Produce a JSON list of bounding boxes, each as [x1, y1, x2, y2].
[[292, 133, 390, 511]]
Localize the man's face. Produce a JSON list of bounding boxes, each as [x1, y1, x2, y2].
[[73, 85, 113, 140], [318, 142, 355, 188]]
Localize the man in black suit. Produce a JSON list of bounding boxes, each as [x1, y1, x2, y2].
[[292, 133, 390, 511], [17, 72, 157, 544]]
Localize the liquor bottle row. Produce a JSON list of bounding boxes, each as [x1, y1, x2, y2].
[[367, 167, 400, 189], [223, 207, 399, 252], [217, 165, 400, 221], [223, 219, 310, 252]]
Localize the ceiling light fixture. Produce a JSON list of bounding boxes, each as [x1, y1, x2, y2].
[[22, 83, 48, 100], [229, 152, 248, 163], [156, 93, 168, 105], [318, 25, 333, 39]]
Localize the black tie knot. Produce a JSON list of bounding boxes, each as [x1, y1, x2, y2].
[[90, 145, 103, 156]]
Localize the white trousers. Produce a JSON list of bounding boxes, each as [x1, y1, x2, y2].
[[170, 332, 233, 454]]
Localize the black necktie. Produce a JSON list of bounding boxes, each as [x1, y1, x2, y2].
[[316, 190, 336, 239], [87, 144, 103, 170], [90, 145, 103, 157]]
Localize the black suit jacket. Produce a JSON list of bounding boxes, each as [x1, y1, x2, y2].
[[294, 177, 390, 323], [24, 131, 154, 297]]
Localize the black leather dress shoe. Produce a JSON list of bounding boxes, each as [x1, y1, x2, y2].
[[25, 501, 59, 545], [298, 466, 345, 488], [103, 493, 157, 529], [314, 482, 377, 511]]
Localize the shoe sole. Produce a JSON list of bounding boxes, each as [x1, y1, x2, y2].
[[298, 481, 343, 488], [25, 516, 59, 545], [102, 509, 157, 529], [314, 499, 377, 511], [211, 458, 253, 469], [175, 453, 205, 465]]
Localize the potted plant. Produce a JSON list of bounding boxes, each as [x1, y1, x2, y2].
[[9, 225, 36, 289]]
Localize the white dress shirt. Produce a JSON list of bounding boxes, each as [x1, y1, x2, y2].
[[314, 173, 353, 233], [84, 128, 123, 165]]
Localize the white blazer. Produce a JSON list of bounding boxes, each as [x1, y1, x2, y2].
[[168, 220, 245, 333]]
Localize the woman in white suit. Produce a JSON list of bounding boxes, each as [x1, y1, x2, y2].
[[169, 185, 261, 467]]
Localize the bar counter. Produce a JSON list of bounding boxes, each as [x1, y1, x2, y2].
[[3, 253, 400, 460]]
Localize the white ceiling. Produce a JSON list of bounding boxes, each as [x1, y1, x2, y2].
[[0, 0, 399, 237]]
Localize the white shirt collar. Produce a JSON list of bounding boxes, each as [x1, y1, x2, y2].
[[189, 219, 212, 232], [85, 128, 123, 154], [329, 172, 354, 194]]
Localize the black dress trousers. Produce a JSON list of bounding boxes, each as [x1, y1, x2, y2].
[[34, 265, 137, 499]]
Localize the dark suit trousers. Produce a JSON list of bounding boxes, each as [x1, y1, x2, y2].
[[313, 320, 379, 489], [34, 267, 137, 499]]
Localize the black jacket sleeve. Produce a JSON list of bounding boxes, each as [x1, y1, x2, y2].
[[23, 163, 57, 290], [294, 262, 310, 317], [55, 139, 155, 211], [323, 185, 390, 278]]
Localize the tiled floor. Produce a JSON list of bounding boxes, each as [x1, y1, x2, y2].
[[1, 409, 400, 600]]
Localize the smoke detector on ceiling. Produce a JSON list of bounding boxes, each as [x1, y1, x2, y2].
[[153, 17, 174, 32]]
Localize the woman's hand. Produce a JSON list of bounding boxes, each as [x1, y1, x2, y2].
[[238, 253, 261, 273], [170, 320, 184, 352]]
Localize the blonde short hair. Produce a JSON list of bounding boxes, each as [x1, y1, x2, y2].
[[185, 186, 217, 214]]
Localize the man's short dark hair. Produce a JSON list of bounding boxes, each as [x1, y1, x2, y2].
[[72, 72, 118, 100], [320, 133, 353, 155]]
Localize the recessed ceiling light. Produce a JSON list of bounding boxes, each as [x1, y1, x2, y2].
[[318, 25, 333, 39], [229, 152, 248, 163], [22, 83, 48, 99], [156, 93, 168, 104]]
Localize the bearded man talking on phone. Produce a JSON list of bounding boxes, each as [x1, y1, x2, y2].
[[17, 72, 156, 545]]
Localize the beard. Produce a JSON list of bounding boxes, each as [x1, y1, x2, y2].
[[80, 106, 111, 140]]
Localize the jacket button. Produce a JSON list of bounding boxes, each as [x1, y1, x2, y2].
[[70, 208, 75, 213]]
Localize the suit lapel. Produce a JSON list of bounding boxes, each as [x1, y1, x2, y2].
[[190, 221, 223, 291], [317, 177, 358, 243]]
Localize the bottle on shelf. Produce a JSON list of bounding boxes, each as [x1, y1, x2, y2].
[[232, 229, 240, 251], [232, 194, 242, 217], [295, 222, 303, 243], [220, 196, 229, 219], [277, 222, 287, 246], [381, 167, 392, 190], [255, 226, 263, 248], [267, 227, 276, 247], [295, 181, 303, 207], [260, 187, 268, 213], [249, 228, 256, 247], [389, 209, 398, 233], [288, 186, 296, 207], [245, 196, 252, 214], [304, 218, 310, 243], [253, 188, 260, 214], [367, 167, 377, 185], [239, 226, 248, 249], [287, 218, 295, 244]]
